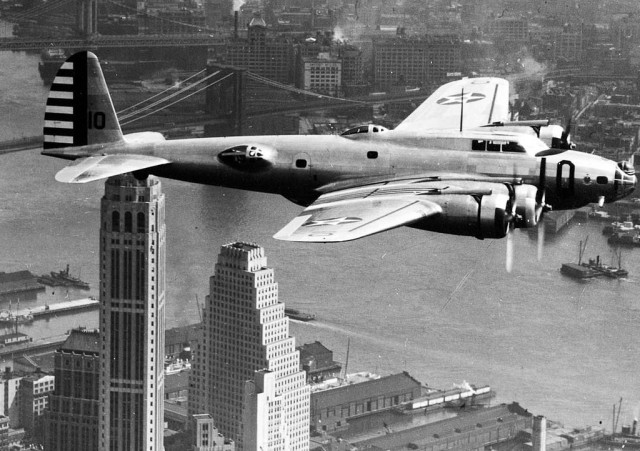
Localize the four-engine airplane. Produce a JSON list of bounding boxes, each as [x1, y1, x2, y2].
[[42, 52, 636, 258]]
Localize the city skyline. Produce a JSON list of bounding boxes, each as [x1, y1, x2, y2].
[[1, 0, 640, 448]]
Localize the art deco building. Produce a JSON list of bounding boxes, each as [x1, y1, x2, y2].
[[45, 328, 100, 450], [189, 242, 310, 450], [98, 174, 166, 451]]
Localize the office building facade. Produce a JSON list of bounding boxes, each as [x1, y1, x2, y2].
[[190, 242, 309, 450], [373, 35, 461, 90], [45, 328, 100, 450], [18, 374, 55, 436], [98, 175, 166, 451]]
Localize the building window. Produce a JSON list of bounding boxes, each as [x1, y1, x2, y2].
[[124, 212, 132, 233], [112, 211, 120, 232], [137, 212, 146, 233]]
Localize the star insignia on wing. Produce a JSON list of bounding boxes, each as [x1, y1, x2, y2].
[[303, 217, 362, 227]]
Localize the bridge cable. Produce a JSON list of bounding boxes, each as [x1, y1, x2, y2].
[[246, 71, 367, 105], [117, 68, 207, 114], [118, 70, 222, 121], [120, 73, 233, 126]]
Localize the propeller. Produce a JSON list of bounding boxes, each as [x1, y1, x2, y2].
[[504, 184, 517, 273], [535, 157, 551, 261], [558, 117, 573, 150]]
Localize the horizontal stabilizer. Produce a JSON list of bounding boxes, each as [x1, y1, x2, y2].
[[274, 197, 442, 242], [55, 154, 171, 183]]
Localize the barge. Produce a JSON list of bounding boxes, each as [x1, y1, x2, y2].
[[285, 308, 316, 321]]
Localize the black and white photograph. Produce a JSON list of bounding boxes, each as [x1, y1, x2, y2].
[[1, 0, 639, 449]]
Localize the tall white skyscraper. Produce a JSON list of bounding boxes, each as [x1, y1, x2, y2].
[[99, 175, 166, 450], [190, 242, 309, 450]]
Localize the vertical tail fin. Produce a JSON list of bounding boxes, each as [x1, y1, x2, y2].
[[43, 51, 123, 150]]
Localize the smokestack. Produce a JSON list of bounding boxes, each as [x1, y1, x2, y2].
[[234, 11, 238, 39], [532, 415, 546, 451], [633, 419, 638, 435]]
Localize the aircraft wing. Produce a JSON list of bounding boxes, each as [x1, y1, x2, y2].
[[54, 154, 171, 183], [273, 188, 443, 242], [394, 77, 510, 132]]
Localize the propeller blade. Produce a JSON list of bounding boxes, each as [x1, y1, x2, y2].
[[559, 117, 573, 149], [535, 148, 568, 157], [506, 227, 515, 273], [536, 157, 546, 211], [537, 221, 545, 262]]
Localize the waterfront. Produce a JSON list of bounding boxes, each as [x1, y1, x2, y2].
[[1, 48, 640, 432]]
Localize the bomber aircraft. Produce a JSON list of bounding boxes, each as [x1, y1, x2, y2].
[[42, 52, 636, 265]]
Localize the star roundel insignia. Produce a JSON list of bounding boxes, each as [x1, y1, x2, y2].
[[303, 217, 362, 227], [436, 92, 486, 106]]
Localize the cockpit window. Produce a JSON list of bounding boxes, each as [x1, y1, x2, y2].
[[341, 126, 370, 136], [472, 139, 525, 152], [341, 125, 389, 136]]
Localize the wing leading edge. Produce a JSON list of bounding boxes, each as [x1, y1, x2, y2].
[[273, 197, 442, 242], [394, 77, 510, 133]]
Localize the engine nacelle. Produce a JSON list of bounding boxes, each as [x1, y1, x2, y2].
[[477, 193, 512, 239], [514, 184, 539, 228], [217, 144, 277, 172], [413, 188, 513, 239]]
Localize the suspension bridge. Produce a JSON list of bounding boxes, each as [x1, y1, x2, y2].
[[0, 61, 429, 152]]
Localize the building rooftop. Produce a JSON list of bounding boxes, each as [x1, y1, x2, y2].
[[59, 328, 100, 354], [311, 372, 422, 409], [298, 341, 332, 358]]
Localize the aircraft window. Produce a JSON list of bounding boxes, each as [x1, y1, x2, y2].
[[341, 126, 369, 136], [487, 141, 504, 152], [367, 151, 378, 159], [596, 176, 608, 184], [503, 142, 526, 153], [472, 140, 486, 151], [295, 159, 308, 168], [373, 127, 379, 132]]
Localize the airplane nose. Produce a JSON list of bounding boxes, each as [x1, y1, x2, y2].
[[616, 160, 637, 199]]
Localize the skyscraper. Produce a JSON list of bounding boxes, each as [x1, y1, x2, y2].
[[98, 174, 166, 451], [189, 242, 310, 450]]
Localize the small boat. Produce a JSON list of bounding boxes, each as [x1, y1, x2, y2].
[[285, 308, 316, 321]]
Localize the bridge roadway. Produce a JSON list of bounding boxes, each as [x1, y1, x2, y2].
[[0, 33, 229, 51], [0, 92, 429, 152]]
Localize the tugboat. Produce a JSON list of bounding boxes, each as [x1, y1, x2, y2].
[[39, 264, 90, 289]]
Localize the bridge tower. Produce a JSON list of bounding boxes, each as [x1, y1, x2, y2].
[[205, 65, 245, 137], [76, 0, 98, 38]]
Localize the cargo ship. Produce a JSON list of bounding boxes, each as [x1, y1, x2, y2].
[[284, 308, 316, 321], [561, 239, 628, 279]]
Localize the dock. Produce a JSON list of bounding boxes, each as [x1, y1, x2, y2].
[[3, 298, 99, 322]]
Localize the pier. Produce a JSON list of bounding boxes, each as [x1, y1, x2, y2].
[[0, 298, 99, 324]]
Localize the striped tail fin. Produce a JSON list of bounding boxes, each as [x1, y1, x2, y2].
[[43, 51, 123, 151]]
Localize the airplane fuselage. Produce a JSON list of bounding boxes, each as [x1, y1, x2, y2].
[[70, 129, 633, 210]]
